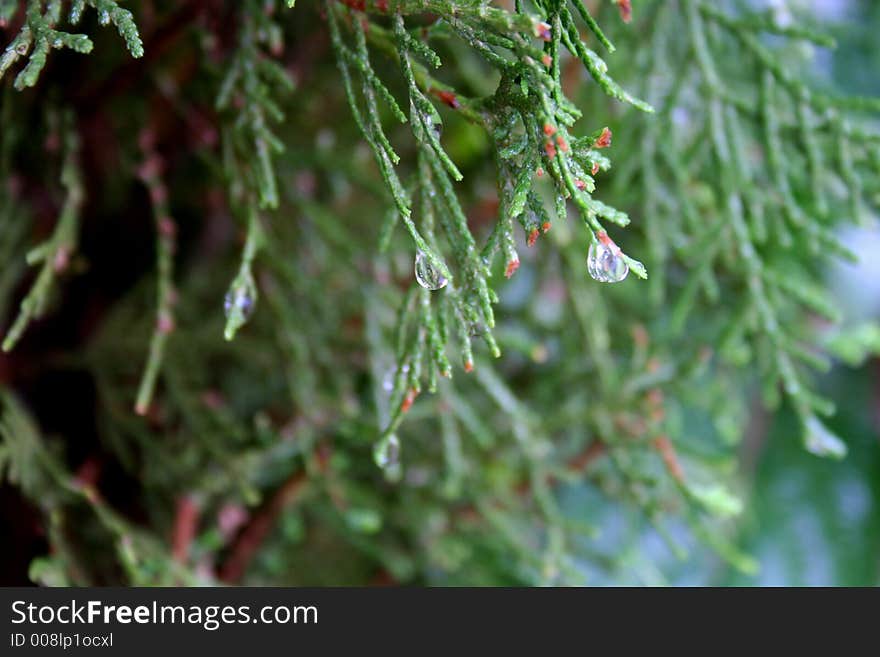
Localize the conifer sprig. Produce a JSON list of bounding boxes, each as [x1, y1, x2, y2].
[[324, 0, 652, 447], [0, 0, 142, 90], [133, 132, 178, 416], [217, 0, 294, 340], [0, 389, 202, 585], [0, 0, 878, 586], [216, 0, 294, 211], [2, 111, 83, 352]]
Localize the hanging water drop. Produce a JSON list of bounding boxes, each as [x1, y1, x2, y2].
[[373, 433, 400, 469], [804, 415, 847, 459], [224, 288, 255, 322], [587, 241, 628, 283], [428, 115, 442, 139], [424, 106, 443, 139], [382, 363, 409, 394], [414, 251, 448, 291], [381, 368, 394, 393], [223, 273, 259, 341]]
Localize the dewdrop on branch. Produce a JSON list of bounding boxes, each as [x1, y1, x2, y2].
[[804, 415, 847, 459], [224, 288, 255, 322], [423, 105, 443, 139], [414, 250, 448, 291], [223, 274, 258, 341], [587, 232, 628, 283], [587, 242, 628, 283]]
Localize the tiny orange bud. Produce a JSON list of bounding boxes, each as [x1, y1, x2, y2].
[[594, 127, 612, 148], [432, 89, 460, 109], [533, 21, 551, 41], [401, 388, 417, 413]]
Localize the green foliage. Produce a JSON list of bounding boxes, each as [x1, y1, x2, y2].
[[2, 109, 82, 352], [607, 0, 879, 458], [0, 0, 878, 586], [325, 0, 651, 447], [0, 0, 141, 90]]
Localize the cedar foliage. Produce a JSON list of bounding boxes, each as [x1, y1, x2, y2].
[[0, 0, 878, 585]]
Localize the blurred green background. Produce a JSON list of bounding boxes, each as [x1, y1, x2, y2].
[[560, 0, 880, 585]]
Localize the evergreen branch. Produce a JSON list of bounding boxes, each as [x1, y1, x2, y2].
[[335, 0, 538, 34], [317, 0, 662, 465], [79, 0, 144, 57], [0, 0, 142, 90], [1, 1, 92, 89], [217, 469, 309, 583], [216, 1, 295, 342], [134, 133, 177, 416], [216, 0, 294, 210], [0, 389, 202, 585], [2, 0, 875, 587], [2, 113, 83, 352], [223, 206, 263, 342]]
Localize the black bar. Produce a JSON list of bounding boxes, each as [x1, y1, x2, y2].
[[0, 587, 872, 654]]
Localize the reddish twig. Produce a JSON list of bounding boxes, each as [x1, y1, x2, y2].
[[217, 471, 308, 583], [171, 495, 200, 563], [652, 435, 684, 484], [566, 441, 606, 472]]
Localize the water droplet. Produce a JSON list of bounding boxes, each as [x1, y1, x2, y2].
[[373, 433, 400, 469], [381, 368, 394, 393], [423, 109, 442, 139], [587, 242, 628, 283], [414, 251, 448, 291], [224, 288, 255, 321], [382, 363, 409, 395], [804, 416, 847, 459], [53, 37, 64, 48], [98, 9, 110, 25]]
